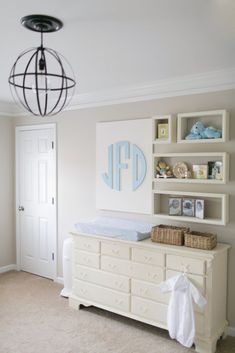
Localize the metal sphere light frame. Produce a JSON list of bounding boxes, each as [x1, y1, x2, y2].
[[8, 15, 76, 117]]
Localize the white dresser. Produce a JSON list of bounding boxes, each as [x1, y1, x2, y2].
[[69, 232, 230, 353]]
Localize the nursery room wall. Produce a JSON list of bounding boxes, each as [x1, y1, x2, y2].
[[14, 88, 235, 327], [0, 116, 15, 269]]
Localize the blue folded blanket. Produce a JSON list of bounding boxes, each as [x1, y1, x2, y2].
[[74, 217, 154, 241]]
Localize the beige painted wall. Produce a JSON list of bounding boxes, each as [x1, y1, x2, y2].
[[0, 116, 14, 268], [14, 89, 235, 326]]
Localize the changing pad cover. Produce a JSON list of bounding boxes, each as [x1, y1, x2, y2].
[[74, 217, 154, 241]]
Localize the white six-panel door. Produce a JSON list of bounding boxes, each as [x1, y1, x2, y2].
[[16, 125, 56, 279]]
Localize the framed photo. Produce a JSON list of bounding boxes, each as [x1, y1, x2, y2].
[[192, 164, 208, 179], [195, 199, 205, 219], [208, 161, 223, 180], [169, 198, 182, 216], [182, 198, 195, 217], [158, 123, 169, 139]]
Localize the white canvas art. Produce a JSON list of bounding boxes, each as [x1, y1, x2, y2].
[[96, 118, 152, 214]]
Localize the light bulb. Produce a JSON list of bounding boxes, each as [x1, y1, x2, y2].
[[31, 75, 51, 95]]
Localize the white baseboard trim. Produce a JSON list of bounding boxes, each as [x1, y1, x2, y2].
[[227, 326, 235, 337], [0, 264, 17, 274], [54, 276, 64, 285]]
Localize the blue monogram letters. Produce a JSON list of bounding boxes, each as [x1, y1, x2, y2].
[[102, 141, 147, 191]]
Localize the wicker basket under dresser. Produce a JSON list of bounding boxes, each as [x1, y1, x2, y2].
[[69, 232, 230, 353]]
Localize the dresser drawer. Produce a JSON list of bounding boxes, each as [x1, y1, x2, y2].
[[74, 236, 100, 253], [101, 256, 130, 276], [166, 254, 205, 275], [132, 262, 164, 284], [101, 256, 164, 284], [132, 248, 164, 267], [73, 280, 130, 312], [132, 278, 205, 315], [131, 296, 204, 333], [166, 270, 205, 294], [75, 265, 130, 293], [132, 279, 168, 304], [75, 250, 100, 269], [101, 241, 130, 260], [131, 296, 167, 325]]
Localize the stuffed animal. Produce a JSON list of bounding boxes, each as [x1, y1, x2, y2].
[[204, 126, 222, 139], [185, 121, 204, 140], [185, 121, 222, 140], [156, 160, 173, 178]]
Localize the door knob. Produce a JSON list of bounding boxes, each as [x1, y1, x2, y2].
[[18, 206, 25, 211]]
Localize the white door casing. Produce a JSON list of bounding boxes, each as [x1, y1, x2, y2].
[[16, 124, 57, 280]]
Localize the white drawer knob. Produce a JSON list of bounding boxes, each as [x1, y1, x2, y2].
[[148, 272, 157, 280], [112, 249, 120, 255], [115, 298, 123, 306], [115, 281, 123, 288], [83, 257, 91, 264], [140, 288, 149, 295], [80, 288, 88, 295], [144, 256, 153, 262], [108, 263, 117, 270], [180, 264, 190, 273], [84, 243, 91, 249], [80, 272, 87, 279]]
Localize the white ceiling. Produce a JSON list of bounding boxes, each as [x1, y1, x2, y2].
[[1, 0, 235, 108]]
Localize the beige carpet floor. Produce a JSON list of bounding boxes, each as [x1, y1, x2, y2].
[[0, 271, 234, 353]]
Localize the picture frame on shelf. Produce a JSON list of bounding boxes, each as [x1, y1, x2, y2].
[[195, 199, 205, 219], [169, 198, 182, 216], [208, 161, 223, 180], [192, 164, 208, 179], [153, 190, 228, 225], [152, 115, 176, 144], [182, 199, 195, 217], [158, 123, 169, 139]]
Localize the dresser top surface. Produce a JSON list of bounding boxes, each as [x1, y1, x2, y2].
[[71, 231, 231, 258]]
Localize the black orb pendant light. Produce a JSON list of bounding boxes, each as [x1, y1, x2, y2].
[[8, 15, 76, 116]]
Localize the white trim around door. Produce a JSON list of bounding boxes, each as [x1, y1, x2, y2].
[[15, 123, 57, 280]]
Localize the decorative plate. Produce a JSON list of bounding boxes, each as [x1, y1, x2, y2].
[[173, 162, 188, 179]]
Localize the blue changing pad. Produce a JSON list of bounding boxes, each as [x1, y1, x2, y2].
[[74, 217, 154, 241]]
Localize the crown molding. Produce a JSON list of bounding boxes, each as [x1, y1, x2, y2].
[[2, 67, 235, 116], [68, 67, 235, 110]]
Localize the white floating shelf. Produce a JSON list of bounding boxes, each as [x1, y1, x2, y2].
[[153, 152, 229, 184], [152, 190, 229, 226], [177, 110, 229, 144], [153, 214, 225, 226], [153, 178, 226, 185], [152, 115, 176, 144]]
